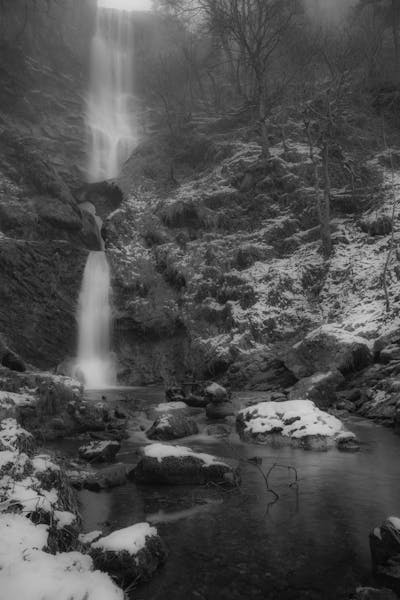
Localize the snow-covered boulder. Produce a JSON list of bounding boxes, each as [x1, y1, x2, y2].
[[146, 413, 199, 441], [284, 325, 371, 378], [133, 443, 240, 486], [0, 418, 35, 454], [370, 517, 400, 577], [288, 370, 345, 408], [78, 440, 120, 463], [237, 400, 358, 451], [90, 522, 167, 586]]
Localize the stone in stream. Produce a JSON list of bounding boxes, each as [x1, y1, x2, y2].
[[132, 443, 240, 486], [89, 523, 167, 586], [236, 399, 358, 451], [78, 440, 120, 463], [184, 394, 209, 408], [205, 382, 229, 403], [288, 370, 345, 409], [146, 413, 199, 441], [69, 463, 129, 491], [165, 386, 185, 403], [370, 517, 400, 595]]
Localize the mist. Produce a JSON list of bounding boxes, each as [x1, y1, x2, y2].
[[304, 0, 358, 24]]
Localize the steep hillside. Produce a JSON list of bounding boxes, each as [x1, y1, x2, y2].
[[108, 99, 400, 395]]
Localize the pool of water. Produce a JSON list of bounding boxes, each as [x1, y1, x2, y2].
[[77, 389, 400, 599]]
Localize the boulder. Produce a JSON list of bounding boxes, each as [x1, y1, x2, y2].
[[78, 440, 121, 463], [146, 413, 199, 441], [288, 370, 345, 409], [90, 523, 167, 586], [132, 443, 240, 486], [205, 382, 229, 403], [370, 517, 400, 594], [284, 325, 371, 378], [70, 463, 129, 491], [237, 399, 356, 451], [184, 394, 208, 408], [206, 401, 234, 419]]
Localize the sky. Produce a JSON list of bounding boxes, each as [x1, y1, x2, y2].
[[98, 0, 152, 11]]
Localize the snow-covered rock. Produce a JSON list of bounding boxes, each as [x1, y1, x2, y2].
[[205, 382, 229, 403], [133, 443, 240, 486], [90, 522, 167, 586], [237, 399, 356, 451], [0, 418, 35, 454], [70, 463, 129, 491], [146, 412, 199, 441], [78, 440, 120, 463], [284, 325, 372, 378]]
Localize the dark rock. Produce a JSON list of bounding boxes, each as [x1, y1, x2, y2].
[[361, 215, 392, 236], [132, 445, 240, 486], [77, 463, 129, 491], [370, 518, 400, 594], [78, 440, 121, 463], [1, 350, 26, 373], [381, 345, 400, 364], [289, 370, 345, 408], [184, 394, 208, 408], [146, 413, 199, 441], [90, 523, 167, 586], [165, 387, 186, 403], [355, 587, 398, 600], [336, 433, 360, 452], [206, 401, 234, 419], [206, 423, 232, 437]]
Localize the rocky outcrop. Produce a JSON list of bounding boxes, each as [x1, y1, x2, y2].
[[284, 325, 372, 379]]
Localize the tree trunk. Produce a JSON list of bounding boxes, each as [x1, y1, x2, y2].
[[320, 142, 332, 258], [392, 0, 400, 77]]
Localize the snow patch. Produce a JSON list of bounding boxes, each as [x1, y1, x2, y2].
[[91, 522, 157, 555]]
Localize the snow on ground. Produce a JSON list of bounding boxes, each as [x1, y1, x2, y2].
[[143, 442, 228, 467], [91, 522, 157, 555], [239, 399, 345, 439], [0, 418, 33, 450], [79, 530, 103, 544]]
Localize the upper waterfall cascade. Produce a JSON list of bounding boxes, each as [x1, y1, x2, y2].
[[86, 5, 137, 182]]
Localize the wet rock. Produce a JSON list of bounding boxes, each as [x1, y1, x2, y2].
[[90, 523, 167, 586], [132, 443, 240, 486], [335, 431, 360, 452], [184, 394, 208, 408], [206, 423, 232, 437], [205, 382, 229, 403], [206, 401, 234, 419], [369, 517, 400, 594], [361, 215, 392, 236], [72, 463, 129, 491], [165, 386, 186, 403], [284, 325, 372, 378], [146, 413, 199, 441], [78, 440, 121, 463], [237, 399, 355, 451], [289, 370, 345, 408]]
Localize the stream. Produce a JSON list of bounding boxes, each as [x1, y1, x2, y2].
[[68, 388, 400, 599]]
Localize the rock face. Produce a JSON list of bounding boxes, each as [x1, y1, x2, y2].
[[284, 325, 372, 379], [237, 399, 357, 451], [78, 441, 121, 463], [370, 517, 400, 594], [90, 523, 167, 586], [132, 443, 240, 486], [0, 238, 87, 370], [288, 370, 345, 408], [146, 413, 199, 441]]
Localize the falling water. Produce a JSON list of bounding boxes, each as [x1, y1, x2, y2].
[[76, 251, 115, 388], [75, 2, 138, 387], [86, 5, 137, 182]]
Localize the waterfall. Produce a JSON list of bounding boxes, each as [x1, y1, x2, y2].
[[76, 251, 116, 388], [86, 5, 137, 182]]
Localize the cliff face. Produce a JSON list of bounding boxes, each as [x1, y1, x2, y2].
[[0, 0, 96, 369]]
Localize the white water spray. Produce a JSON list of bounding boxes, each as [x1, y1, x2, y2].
[[86, 5, 137, 182], [76, 251, 115, 388]]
